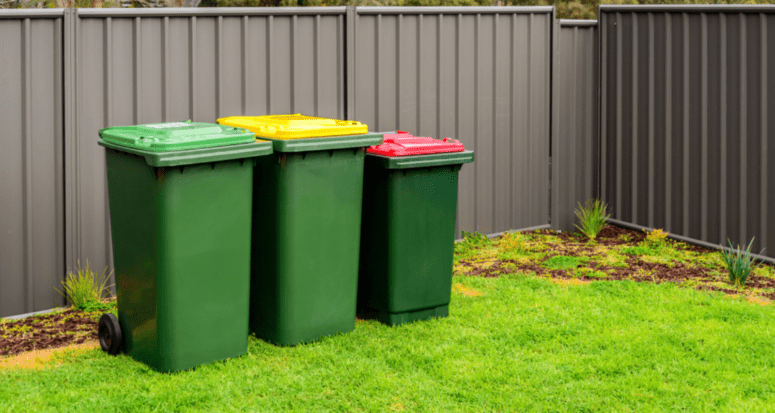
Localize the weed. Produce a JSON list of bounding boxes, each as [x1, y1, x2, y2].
[[720, 239, 763, 287], [595, 251, 629, 268], [620, 245, 655, 256], [460, 230, 488, 245], [574, 199, 610, 241], [644, 228, 670, 248], [55, 260, 113, 311], [574, 267, 608, 279], [498, 232, 526, 253], [543, 255, 588, 271]]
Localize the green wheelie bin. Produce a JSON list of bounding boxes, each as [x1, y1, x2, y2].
[[97, 121, 273, 372], [358, 131, 474, 326], [217, 114, 383, 346]]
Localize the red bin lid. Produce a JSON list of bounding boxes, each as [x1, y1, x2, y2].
[[367, 131, 465, 157]]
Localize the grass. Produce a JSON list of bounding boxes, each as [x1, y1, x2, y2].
[[575, 199, 610, 240], [55, 260, 113, 312], [2, 275, 775, 411], [721, 238, 764, 287], [2, 229, 774, 411]]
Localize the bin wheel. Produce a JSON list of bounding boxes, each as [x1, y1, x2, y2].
[[99, 313, 123, 356]]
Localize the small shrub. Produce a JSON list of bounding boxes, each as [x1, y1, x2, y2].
[[55, 260, 113, 311], [719, 239, 763, 287], [574, 199, 610, 241], [499, 232, 526, 254], [644, 228, 670, 248]]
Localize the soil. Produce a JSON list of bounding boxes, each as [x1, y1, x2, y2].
[[458, 225, 775, 302], [0, 309, 100, 357]]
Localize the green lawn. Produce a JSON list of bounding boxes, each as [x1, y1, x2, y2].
[[2, 269, 774, 411]]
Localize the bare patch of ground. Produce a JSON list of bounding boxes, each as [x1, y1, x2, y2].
[[1, 309, 100, 357]]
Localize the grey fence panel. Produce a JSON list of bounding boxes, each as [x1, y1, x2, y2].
[[552, 20, 599, 231], [0, 11, 65, 318], [351, 7, 554, 237], [600, 5, 775, 259], [65, 8, 347, 281]]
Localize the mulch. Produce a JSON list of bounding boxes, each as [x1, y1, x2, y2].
[[0, 309, 99, 357], [459, 225, 775, 300]]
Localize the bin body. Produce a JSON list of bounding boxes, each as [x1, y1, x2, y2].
[[218, 115, 383, 346], [99, 122, 271, 372], [358, 132, 474, 326]]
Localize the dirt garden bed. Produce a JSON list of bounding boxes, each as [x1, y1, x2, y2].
[[1, 308, 104, 357], [455, 225, 775, 301]]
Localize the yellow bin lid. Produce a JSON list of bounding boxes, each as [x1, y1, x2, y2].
[[217, 114, 368, 140]]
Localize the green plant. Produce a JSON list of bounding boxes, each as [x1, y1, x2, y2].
[[460, 231, 488, 247], [644, 228, 670, 248], [620, 245, 655, 256], [55, 260, 113, 311], [543, 255, 587, 271], [719, 238, 763, 287], [499, 232, 526, 254], [574, 199, 610, 241]]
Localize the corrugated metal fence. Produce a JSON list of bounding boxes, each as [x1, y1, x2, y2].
[[65, 8, 348, 301], [600, 5, 775, 261], [0, 6, 561, 318], [552, 19, 599, 231], [0, 10, 66, 318], [350, 7, 554, 236]]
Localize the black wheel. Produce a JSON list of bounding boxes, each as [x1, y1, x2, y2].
[[99, 313, 123, 356]]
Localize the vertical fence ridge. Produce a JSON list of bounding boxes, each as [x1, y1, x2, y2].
[[664, 13, 672, 231], [700, 12, 708, 240], [681, 13, 690, 236], [647, 14, 655, 228], [739, 13, 748, 245], [163, 17, 170, 120], [720, 13, 728, 242], [760, 13, 768, 254], [22, 18, 34, 311]]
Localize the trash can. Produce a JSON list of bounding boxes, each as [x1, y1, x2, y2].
[[358, 131, 474, 326], [217, 114, 383, 346], [97, 121, 273, 372]]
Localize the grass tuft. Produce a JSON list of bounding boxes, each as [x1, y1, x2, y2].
[[55, 260, 113, 312], [574, 199, 610, 241], [543, 255, 588, 271], [719, 239, 763, 287]]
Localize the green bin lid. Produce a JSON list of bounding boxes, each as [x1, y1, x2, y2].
[[98, 121, 256, 152]]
